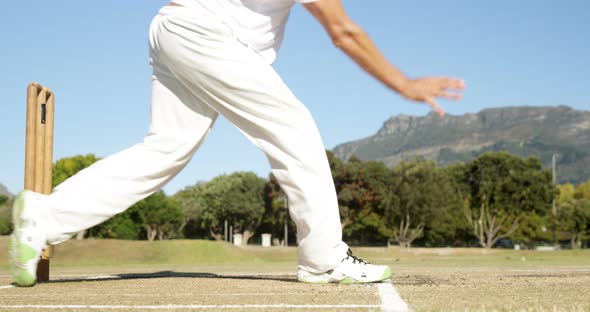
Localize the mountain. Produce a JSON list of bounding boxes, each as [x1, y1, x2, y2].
[[0, 182, 12, 198], [333, 106, 590, 185]]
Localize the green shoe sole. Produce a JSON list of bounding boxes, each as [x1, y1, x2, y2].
[[380, 267, 393, 280], [10, 191, 38, 287], [339, 267, 392, 284], [10, 235, 37, 287]]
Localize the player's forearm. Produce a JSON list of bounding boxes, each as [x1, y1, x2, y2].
[[303, 0, 464, 116], [331, 22, 409, 94]]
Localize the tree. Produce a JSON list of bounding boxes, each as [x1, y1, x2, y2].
[[509, 212, 552, 246], [557, 184, 575, 205], [574, 180, 590, 200], [135, 191, 183, 241], [414, 164, 473, 247], [52, 154, 100, 187], [90, 205, 143, 240], [258, 174, 296, 245], [558, 199, 590, 248], [0, 195, 8, 206], [0, 195, 13, 235], [88, 191, 182, 241], [52, 154, 100, 239], [173, 182, 208, 238], [199, 172, 266, 244], [417, 205, 474, 247], [457, 152, 556, 248], [332, 156, 392, 243], [386, 159, 452, 248]]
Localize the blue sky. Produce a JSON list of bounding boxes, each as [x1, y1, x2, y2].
[[1, 0, 589, 195]]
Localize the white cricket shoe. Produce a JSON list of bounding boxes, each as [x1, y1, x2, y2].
[[298, 249, 392, 284], [9, 190, 48, 287]]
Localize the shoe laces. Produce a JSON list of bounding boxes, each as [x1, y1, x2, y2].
[[343, 249, 369, 265]]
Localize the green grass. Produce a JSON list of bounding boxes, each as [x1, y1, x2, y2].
[[0, 237, 278, 270], [355, 247, 590, 269], [1, 236, 589, 271]]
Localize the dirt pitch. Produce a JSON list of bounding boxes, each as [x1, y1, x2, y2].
[[1, 239, 589, 311]]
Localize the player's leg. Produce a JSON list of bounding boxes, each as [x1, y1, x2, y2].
[[152, 6, 391, 282], [10, 67, 217, 286], [44, 71, 218, 242]]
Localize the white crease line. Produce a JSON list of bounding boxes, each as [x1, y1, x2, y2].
[[377, 281, 410, 312], [0, 285, 16, 290], [0, 304, 379, 310]]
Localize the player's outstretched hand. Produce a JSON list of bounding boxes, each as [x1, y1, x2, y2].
[[400, 77, 465, 117]]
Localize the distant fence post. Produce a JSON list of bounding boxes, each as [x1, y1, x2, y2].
[[224, 220, 228, 242]]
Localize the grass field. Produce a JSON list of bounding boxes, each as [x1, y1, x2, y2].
[[1, 236, 589, 311]]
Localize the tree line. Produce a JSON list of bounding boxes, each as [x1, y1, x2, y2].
[[1, 151, 589, 248]]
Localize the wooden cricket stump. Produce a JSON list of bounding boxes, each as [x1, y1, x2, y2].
[[25, 82, 55, 282]]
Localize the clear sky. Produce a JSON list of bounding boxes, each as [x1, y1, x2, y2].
[[1, 0, 589, 195]]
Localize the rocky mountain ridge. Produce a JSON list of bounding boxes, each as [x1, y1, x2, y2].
[[333, 106, 590, 184]]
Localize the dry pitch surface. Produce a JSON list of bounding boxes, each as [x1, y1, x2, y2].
[[0, 239, 589, 311]]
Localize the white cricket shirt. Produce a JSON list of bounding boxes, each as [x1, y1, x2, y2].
[[171, 0, 319, 64]]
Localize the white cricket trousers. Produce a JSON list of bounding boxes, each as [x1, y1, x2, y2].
[[43, 5, 348, 273]]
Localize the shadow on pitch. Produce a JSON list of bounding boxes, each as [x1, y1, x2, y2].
[[43, 271, 297, 284]]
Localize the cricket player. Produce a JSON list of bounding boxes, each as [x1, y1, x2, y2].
[[11, 0, 464, 286]]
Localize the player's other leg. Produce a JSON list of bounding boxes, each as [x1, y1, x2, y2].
[[10, 191, 48, 286], [9, 66, 218, 286], [151, 5, 391, 283]]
